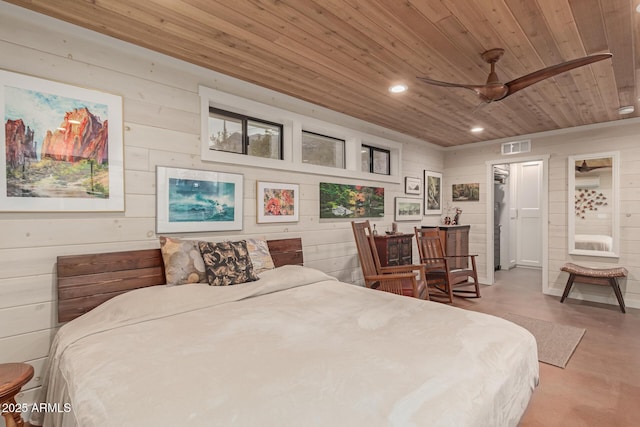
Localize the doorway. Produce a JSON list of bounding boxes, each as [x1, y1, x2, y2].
[[485, 155, 549, 290]]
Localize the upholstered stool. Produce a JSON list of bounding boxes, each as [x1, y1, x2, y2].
[[0, 363, 34, 427], [560, 263, 627, 313]]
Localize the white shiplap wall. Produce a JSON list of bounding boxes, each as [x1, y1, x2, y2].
[[443, 120, 640, 310], [0, 2, 445, 411], [5, 1, 639, 418]]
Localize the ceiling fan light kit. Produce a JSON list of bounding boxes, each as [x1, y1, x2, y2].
[[417, 48, 613, 104], [389, 84, 408, 93]]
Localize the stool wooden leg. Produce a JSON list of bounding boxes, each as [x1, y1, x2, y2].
[[2, 397, 23, 427], [560, 274, 575, 303], [610, 278, 626, 313]]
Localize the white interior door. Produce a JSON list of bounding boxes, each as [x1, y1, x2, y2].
[[507, 164, 517, 268], [515, 161, 542, 267]]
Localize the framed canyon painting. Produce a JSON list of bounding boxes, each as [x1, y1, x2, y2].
[[0, 70, 123, 211]]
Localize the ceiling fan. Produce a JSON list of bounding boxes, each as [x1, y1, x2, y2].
[[575, 160, 610, 173], [417, 48, 612, 103]]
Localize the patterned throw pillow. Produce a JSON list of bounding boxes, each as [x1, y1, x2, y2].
[[245, 238, 276, 274], [159, 236, 207, 285], [198, 240, 260, 286]]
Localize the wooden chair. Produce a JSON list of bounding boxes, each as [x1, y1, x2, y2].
[[351, 221, 428, 300], [414, 227, 480, 303]]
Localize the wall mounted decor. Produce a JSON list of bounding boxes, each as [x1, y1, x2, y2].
[[257, 181, 299, 223], [156, 166, 243, 233], [394, 197, 422, 221], [0, 70, 124, 211], [319, 182, 384, 218], [424, 170, 442, 214], [452, 183, 480, 202], [404, 176, 421, 195], [568, 152, 619, 257]]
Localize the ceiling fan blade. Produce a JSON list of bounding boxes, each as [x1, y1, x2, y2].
[[504, 53, 612, 98], [416, 76, 485, 91], [416, 77, 506, 102]]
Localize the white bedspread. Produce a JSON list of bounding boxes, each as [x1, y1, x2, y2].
[[32, 265, 538, 427], [575, 234, 612, 251]]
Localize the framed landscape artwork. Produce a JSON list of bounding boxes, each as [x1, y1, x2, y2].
[[0, 70, 124, 211], [257, 181, 299, 223], [156, 166, 243, 233], [424, 170, 442, 215], [452, 183, 480, 202], [405, 176, 421, 195], [319, 182, 384, 218], [395, 197, 422, 221]]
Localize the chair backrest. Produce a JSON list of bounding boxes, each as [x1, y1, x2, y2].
[[351, 220, 383, 281], [414, 227, 447, 270]]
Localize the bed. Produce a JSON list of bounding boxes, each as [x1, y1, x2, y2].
[[32, 238, 538, 427], [574, 234, 613, 251]]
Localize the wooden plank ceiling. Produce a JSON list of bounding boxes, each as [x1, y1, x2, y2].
[[6, 0, 637, 147]]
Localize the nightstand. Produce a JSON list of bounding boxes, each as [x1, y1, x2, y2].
[[0, 363, 34, 427]]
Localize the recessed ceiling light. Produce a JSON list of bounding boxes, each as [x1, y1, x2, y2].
[[636, 4, 640, 13], [618, 105, 635, 115], [389, 84, 407, 93], [470, 126, 484, 133]]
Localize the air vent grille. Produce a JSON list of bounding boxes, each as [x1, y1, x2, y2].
[[501, 140, 531, 155]]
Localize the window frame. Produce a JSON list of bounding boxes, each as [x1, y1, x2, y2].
[[301, 130, 346, 169], [361, 144, 391, 175], [208, 107, 283, 159], [199, 86, 402, 184]]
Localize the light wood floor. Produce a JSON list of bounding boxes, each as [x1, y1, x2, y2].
[[452, 267, 640, 427]]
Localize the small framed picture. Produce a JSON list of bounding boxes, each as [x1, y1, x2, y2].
[[394, 197, 423, 221], [452, 183, 480, 202], [405, 177, 421, 195], [257, 181, 299, 223], [156, 166, 243, 233], [424, 170, 443, 215]]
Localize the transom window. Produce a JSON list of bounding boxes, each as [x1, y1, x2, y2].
[[301, 131, 345, 169], [361, 144, 390, 175], [207, 108, 282, 159], [199, 86, 403, 184]]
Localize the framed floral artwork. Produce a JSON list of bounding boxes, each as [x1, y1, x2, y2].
[[156, 166, 243, 233], [0, 69, 124, 211], [257, 181, 299, 223]]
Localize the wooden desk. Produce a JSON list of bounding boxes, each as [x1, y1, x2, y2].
[[374, 233, 413, 266], [0, 363, 34, 427]]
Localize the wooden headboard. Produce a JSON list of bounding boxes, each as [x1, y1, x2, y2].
[[57, 238, 303, 323]]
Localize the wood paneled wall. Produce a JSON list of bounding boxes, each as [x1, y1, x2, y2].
[[442, 121, 640, 310], [0, 3, 444, 409], [3, 2, 639, 417]]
